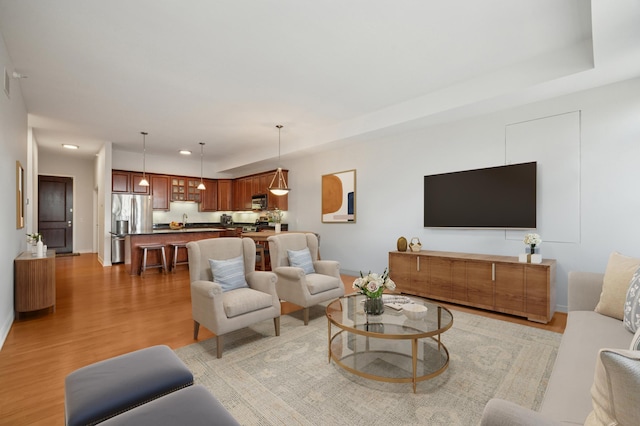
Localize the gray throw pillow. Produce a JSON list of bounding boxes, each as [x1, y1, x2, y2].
[[208, 255, 249, 292], [623, 266, 640, 333], [287, 247, 316, 275]]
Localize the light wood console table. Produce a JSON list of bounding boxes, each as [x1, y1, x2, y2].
[[14, 249, 56, 318], [389, 250, 556, 323]]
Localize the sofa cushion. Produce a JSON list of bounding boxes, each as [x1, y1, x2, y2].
[[287, 248, 316, 275], [623, 266, 640, 332], [584, 349, 640, 426], [65, 345, 194, 426], [100, 385, 240, 426], [222, 287, 273, 318], [539, 311, 632, 424], [209, 255, 249, 292], [595, 252, 640, 320]]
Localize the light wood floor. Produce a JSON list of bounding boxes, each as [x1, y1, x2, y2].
[[0, 254, 566, 425]]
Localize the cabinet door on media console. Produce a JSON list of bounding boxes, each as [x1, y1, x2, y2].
[[465, 260, 495, 311], [525, 264, 555, 322], [429, 257, 453, 300], [411, 255, 430, 296], [494, 263, 525, 314], [389, 252, 413, 293]]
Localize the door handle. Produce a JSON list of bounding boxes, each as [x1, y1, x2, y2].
[[68, 221, 72, 227]]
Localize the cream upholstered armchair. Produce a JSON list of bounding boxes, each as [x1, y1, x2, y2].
[[267, 233, 344, 325], [186, 237, 281, 358]]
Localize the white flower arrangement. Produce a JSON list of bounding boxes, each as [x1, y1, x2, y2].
[[353, 268, 396, 298], [26, 233, 42, 245], [267, 208, 283, 224], [523, 233, 542, 248]]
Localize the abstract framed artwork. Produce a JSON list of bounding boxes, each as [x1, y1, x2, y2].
[[16, 161, 24, 229], [322, 169, 356, 223]]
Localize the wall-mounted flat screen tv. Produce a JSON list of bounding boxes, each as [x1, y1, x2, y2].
[[424, 161, 537, 229]]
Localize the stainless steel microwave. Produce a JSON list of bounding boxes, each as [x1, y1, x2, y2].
[[251, 194, 267, 210]]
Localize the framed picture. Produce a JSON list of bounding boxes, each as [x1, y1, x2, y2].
[[16, 161, 24, 229], [322, 169, 356, 223]]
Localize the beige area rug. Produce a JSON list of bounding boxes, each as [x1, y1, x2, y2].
[[175, 306, 561, 425]]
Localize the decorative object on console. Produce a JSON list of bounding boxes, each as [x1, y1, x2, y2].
[[322, 169, 356, 223], [519, 233, 542, 263], [353, 269, 396, 315], [268, 125, 290, 196], [27, 233, 42, 256], [409, 237, 422, 252], [397, 236, 407, 252]]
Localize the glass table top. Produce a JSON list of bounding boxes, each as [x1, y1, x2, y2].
[[326, 293, 453, 338]]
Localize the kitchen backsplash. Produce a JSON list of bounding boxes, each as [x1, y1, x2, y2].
[[152, 202, 284, 225]]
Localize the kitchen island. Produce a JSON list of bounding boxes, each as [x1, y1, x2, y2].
[[124, 228, 228, 275]]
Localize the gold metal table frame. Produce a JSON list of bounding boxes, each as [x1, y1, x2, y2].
[[326, 294, 453, 392]]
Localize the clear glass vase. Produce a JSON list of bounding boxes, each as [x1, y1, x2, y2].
[[364, 296, 385, 315]]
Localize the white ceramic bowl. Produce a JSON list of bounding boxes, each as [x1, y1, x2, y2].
[[402, 303, 428, 320]]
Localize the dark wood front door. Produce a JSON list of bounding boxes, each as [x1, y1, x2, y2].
[[38, 176, 73, 254]]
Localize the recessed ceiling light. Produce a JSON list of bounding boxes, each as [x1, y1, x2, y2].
[[179, 150, 192, 155], [62, 144, 79, 150]]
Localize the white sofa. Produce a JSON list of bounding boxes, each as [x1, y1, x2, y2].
[[481, 270, 637, 425]]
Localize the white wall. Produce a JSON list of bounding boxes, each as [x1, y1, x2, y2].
[[0, 32, 28, 349], [38, 149, 96, 253], [286, 77, 640, 312]]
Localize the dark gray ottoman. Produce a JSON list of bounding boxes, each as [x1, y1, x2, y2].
[[65, 345, 193, 426], [100, 385, 240, 426]]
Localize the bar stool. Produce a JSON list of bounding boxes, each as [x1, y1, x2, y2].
[[138, 244, 167, 276], [169, 242, 189, 273]]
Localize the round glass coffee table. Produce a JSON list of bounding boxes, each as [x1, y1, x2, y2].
[[326, 294, 453, 392]]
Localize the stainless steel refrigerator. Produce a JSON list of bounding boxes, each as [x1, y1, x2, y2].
[[111, 194, 153, 263]]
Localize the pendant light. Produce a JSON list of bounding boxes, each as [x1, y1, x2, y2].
[[197, 142, 206, 190], [268, 124, 290, 196], [139, 131, 150, 187]]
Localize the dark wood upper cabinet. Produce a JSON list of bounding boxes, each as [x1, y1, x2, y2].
[[150, 175, 170, 210], [112, 170, 131, 193]]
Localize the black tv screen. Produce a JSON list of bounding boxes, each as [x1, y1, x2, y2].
[[424, 162, 537, 228]]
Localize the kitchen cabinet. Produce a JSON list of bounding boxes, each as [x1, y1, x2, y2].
[[169, 178, 204, 202], [389, 250, 556, 323], [112, 170, 131, 193], [217, 179, 233, 211], [131, 172, 151, 195], [199, 179, 218, 212], [232, 177, 253, 210], [150, 174, 170, 210]]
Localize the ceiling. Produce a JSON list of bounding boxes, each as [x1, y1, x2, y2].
[[1, 1, 639, 174]]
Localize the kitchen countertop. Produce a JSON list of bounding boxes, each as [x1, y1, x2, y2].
[[151, 227, 229, 234]]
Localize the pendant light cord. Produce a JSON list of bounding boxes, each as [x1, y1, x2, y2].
[[276, 124, 283, 165], [141, 131, 148, 178]]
